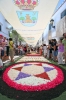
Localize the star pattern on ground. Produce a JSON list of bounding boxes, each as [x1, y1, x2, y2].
[[11, 63, 55, 81]]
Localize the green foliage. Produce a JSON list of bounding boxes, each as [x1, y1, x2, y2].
[[9, 30, 24, 42], [9, 32, 13, 38], [18, 34, 24, 41]]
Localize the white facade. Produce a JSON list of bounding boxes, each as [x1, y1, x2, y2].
[[38, 1, 66, 45], [0, 12, 10, 38], [52, 1, 66, 37], [38, 36, 42, 46]]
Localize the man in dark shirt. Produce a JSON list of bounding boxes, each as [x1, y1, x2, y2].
[[53, 39, 58, 61]]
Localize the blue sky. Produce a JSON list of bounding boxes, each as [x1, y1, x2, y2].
[[54, 0, 65, 12]]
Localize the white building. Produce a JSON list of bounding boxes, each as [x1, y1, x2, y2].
[[0, 12, 11, 38], [38, 0, 66, 45]]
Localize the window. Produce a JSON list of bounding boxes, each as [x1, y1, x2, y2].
[[0, 25, 1, 31], [61, 9, 66, 19]]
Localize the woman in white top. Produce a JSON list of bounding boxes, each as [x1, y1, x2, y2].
[[43, 44, 47, 58]]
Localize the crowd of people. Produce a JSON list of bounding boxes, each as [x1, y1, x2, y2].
[[0, 36, 9, 60], [0, 35, 35, 63], [38, 33, 66, 65], [0, 33, 66, 67], [0, 35, 29, 62]]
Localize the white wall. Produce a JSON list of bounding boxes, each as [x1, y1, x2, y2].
[[0, 12, 10, 38], [43, 25, 49, 45], [38, 36, 42, 46], [41, 1, 66, 44], [52, 1, 66, 37]]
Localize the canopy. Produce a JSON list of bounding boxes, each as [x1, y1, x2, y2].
[[0, 0, 59, 46]]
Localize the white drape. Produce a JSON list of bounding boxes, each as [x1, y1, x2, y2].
[[0, 0, 59, 46]]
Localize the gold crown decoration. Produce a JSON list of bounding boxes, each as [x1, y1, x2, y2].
[[14, 0, 39, 10]]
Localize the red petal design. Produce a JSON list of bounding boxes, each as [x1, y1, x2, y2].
[[35, 72, 50, 80], [35, 63, 42, 66], [12, 67, 23, 71]]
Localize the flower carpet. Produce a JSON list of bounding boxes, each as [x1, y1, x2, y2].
[[26, 53, 41, 56], [3, 62, 64, 91], [26, 52, 41, 56], [17, 56, 49, 62], [0, 55, 66, 100]]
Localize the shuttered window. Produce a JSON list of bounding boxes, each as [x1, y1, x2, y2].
[[61, 9, 66, 19]]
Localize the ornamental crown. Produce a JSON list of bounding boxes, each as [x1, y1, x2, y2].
[[14, 0, 39, 10]]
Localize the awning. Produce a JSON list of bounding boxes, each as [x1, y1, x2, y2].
[[0, 0, 59, 46]]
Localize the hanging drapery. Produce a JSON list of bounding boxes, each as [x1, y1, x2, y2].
[[0, 0, 59, 46]]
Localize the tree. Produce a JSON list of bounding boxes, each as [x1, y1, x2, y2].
[[18, 34, 24, 41], [9, 30, 24, 45]]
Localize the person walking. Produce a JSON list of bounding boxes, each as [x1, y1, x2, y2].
[[9, 38, 14, 62]]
